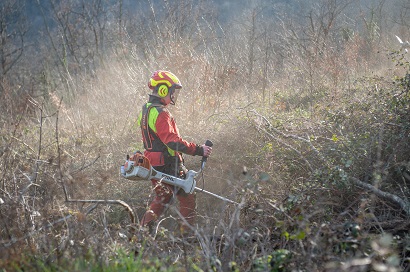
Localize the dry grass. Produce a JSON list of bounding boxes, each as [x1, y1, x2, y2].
[[1, 1, 410, 271]]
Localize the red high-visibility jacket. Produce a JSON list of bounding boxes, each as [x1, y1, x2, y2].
[[137, 96, 203, 167]]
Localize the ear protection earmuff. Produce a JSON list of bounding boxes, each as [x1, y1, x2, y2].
[[157, 84, 169, 97]]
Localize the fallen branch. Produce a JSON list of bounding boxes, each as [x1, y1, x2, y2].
[[66, 199, 137, 224], [350, 177, 410, 217]]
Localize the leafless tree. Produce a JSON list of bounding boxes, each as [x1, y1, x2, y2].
[[0, 0, 28, 93]]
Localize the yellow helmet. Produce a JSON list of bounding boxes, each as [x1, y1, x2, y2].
[[148, 70, 182, 89], [148, 70, 182, 104]]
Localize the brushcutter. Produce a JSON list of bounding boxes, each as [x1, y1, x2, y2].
[[120, 140, 239, 205]]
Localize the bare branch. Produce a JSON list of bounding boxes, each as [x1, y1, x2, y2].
[[66, 199, 136, 224], [54, 96, 69, 201], [350, 177, 410, 217]]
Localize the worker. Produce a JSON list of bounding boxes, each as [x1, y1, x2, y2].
[[137, 70, 212, 233]]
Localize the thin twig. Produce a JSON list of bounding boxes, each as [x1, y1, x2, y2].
[[54, 96, 69, 201], [70, 155, 100, 175]]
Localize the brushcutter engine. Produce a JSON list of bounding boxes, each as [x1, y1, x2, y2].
[[121, 152, 152, 180], [120, 152, 197, 194]]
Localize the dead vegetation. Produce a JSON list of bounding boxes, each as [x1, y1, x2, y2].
[[1, 0, 410, 271]]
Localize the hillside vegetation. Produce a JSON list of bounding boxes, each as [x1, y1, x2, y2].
[[1, 0, 409, 271]]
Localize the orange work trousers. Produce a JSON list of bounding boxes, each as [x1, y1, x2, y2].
[[140, 179, 196, 231]]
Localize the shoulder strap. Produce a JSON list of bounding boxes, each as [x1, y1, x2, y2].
[[141, 103, 163, 150]]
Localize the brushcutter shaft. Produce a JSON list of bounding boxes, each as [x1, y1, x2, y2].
[[195, 187, 240, 205]]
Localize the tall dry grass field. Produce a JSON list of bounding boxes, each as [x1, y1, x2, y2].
[[1, 0, 410, 271]]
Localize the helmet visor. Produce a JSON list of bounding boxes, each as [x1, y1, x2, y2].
[[170, 88, 180, 105]]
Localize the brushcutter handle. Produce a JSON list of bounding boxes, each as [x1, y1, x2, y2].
[[201, 140, 213, 164], [205, 139, 213, 147]]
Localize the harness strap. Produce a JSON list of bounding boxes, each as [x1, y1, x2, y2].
[[141, 105, 153, 150], [141, 103, 165, 151]]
